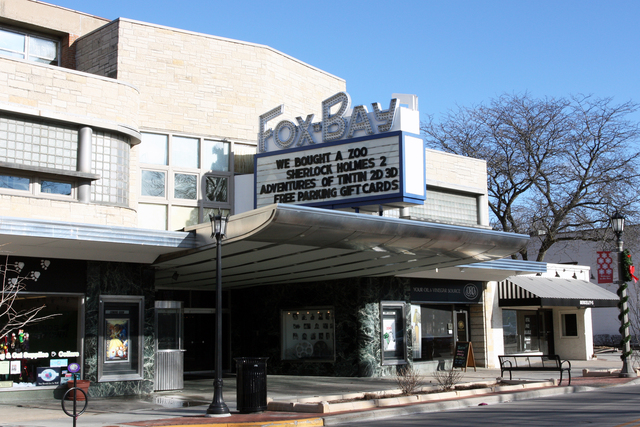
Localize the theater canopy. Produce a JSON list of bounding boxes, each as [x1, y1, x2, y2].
[[499, 276, 619, 308], [154, 204, 530, 290]]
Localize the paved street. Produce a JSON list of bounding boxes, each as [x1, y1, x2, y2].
[[336, 383, 640, 427]]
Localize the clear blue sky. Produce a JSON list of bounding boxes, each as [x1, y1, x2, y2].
[[48, 0, 640, 122]]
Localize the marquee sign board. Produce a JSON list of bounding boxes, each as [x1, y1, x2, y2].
[[255, 92, 426, 210], [255, 132, 425, 210]]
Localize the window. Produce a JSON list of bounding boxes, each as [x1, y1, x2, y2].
[[0, 27, 59, 65], [203, 139, 230, 172], [0, 172, 75, 199], [41, 180, 72, 195], [0, 174, 30, 191], [562, 313, 578, 337], [204, 176, 228, 202], [141, 170, 166, 197], [139, 132, 234, 230], [174, 173, 197, 199]]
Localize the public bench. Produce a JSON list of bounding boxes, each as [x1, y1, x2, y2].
[[498, 355, 571, 386]]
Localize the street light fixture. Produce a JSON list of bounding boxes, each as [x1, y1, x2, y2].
[[611, 210, 637, 378], [206, 210, 231, 416]]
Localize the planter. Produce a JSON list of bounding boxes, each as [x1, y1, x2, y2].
[[66, 380, 90, 401]]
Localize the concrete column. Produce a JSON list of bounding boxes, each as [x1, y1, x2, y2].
[[78, 126, 92, 203], [477, 194, 489, 226]]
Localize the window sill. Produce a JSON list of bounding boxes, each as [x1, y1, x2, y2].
[[0, 161, 100, 181]]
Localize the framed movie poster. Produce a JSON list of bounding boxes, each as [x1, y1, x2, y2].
[[105, 318, 130, 362], [98, 295, 144, 382], [380, 301, 407, 365]]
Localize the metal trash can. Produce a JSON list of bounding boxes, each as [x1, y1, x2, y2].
[[234, 357, 268, 413]]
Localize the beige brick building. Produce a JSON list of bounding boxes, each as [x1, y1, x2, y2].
[[2, 0, 609, 401]]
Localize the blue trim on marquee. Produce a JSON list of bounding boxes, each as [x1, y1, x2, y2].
[[254, 131, 427, 210]]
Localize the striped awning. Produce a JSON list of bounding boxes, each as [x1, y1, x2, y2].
[[499, 276, 619, 308]]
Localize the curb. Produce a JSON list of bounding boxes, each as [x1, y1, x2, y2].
[[322, 386, 596, 425]]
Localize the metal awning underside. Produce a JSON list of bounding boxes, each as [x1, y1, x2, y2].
[[499, 276, 619, 308], [153, 204, 530, 290]]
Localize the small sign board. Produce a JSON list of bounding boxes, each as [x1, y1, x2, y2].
[[452, 341, 476, 372], [36, 366, 61, 386]]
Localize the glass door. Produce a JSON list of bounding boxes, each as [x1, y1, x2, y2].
[[455, 311, 468, 342]]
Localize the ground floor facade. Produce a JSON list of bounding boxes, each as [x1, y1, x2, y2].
[[2, 254, 619, 399], [0, 208, 621, 398]]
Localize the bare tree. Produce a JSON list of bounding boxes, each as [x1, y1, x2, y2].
[[1, 256, 56, 340], [423, 93, 640, 261]]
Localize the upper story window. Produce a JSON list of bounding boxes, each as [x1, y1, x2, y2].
[[0, 27, 59, 65], [0, 172, 74, 199], [139, 132, 233, 231]]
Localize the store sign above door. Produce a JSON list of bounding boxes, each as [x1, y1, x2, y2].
[[411, 281, 483, 304], [255, 92, 426, 210]]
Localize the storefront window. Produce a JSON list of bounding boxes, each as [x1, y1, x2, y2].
[[281, 308, 335, 361], [502, 309, 553, 354], [502, 309, 518, 354], [414, 305, 454, 363], [0, 295, 82, 387]]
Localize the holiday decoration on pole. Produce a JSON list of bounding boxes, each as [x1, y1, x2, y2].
[[618, 249, 635, 362]]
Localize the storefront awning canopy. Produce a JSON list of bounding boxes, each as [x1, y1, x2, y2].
[[499, 276, 619, 308], [154, 204, 530, 290]]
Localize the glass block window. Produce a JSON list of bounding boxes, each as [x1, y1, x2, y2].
[[382, 188, 479, 226], [0, 27, 59, 65], [422, 189, 477, 225], [139, 132, 235, 230], [0, 115, 77, 170], [0, 114, 131, 206], [91, 131, 130, 206]]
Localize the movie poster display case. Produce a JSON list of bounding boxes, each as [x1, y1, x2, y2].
[[97, 295, 144, 382], [380, 301, 407, 365], [281, 307, 335, 361]]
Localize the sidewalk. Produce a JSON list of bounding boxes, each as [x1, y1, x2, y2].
[[1, 353, 637, 427]]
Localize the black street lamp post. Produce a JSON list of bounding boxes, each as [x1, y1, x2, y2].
[[611, 210, 637, 378], [206, 211, 231, 416]]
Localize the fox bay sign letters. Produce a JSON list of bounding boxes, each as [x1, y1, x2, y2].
[[255, 92, 426, 210]]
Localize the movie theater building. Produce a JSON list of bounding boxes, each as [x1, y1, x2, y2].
[[1, 0, 611, 398]]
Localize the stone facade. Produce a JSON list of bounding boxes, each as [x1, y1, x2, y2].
[[0, 58, 140, 131], [76, 19, 345, 141], [231, 276, 412, 378], [425, 148, 488, 195]]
